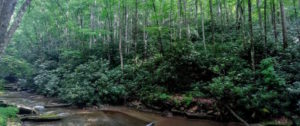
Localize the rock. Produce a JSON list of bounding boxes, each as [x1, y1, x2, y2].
[[57, 113, 70, 117], [33, 105, 45, 112], [171, 108, 185, 115], [18, 106, 37, 115], [162, 110, 173, 117], [188, 106, 198, 113], [146, 122, 156, 126], [207, 110, 214, 115], [0, 100, 8, 107], [213, 112, 221, 116], [0, 100, 37, 114], [127, 100, 143, 109]]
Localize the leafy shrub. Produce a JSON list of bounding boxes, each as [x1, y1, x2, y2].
[[0, 55, 32, 79], [182, 95, 193, 107], [288, 82, 300, 114], [34, 71, 60, 96], [205, 57, 288, 120], [0, 107, 18, 126], [184, 82, 206, 98], [58, 59, 126, 105]]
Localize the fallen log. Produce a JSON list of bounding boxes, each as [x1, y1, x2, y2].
[[20, 114, 64, 122], [185, 112, 214, 119]]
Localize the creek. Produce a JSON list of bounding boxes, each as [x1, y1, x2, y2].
[[0, 91, 242, 126]]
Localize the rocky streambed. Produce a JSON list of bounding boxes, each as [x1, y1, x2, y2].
[[0, 91, 244, 126]]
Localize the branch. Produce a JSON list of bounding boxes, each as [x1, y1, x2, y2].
[[225, 105, 250, 126]]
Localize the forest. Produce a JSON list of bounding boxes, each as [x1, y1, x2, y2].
[[0, 0, 300, 126]]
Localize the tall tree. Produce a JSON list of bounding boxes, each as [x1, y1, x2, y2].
[[195, 0, 199, 34], [89, 0, 96, 49], [152, 0, 164, 55], [0, 0, 17, 54], [124, 1, 129, 55], [119, 0, 124, 70], [257, 0, 263, 30], [224, 0, 229, 24], [143, 0, 149, 59], [209, 0, 215, 46], [200, 0, 207, 54], [241, 0, 247, 49], [236, 0, 241, 30], [178, 0, 182, 39], [271, 0, 278, 43], [293, 0, 297, 19], [279, 0, 288, 49], [218, 0, 224, 43], [263, 0, 267, 48], [183, 0, 190, 40], [133, 0, 138, 55], [248, 0, 255, 71], [0, 0, 32, 54]]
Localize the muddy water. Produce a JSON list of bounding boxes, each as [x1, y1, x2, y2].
[[0, 91, 242, 126]]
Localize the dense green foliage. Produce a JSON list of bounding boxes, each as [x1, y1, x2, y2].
[[0, 0, 299, 123], [0, 107, 18, 126]]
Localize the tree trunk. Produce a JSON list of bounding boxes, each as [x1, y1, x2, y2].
[[263, 0, 267, 48], [89, 3, 95, 49], [152, 0, 164, 55], [236, 0, 241, 30], [107, 1, 114, 64], [209, 0, 215, 46], [195, 0, 199, 35], [143, 0, 149, 59], [293, 0, 297, 20], [248, 0, 255, 71], [124, 1, 129, 55], [271, 0, 278, 43], [0, 0, 31, 54], [279, 0, 288, 49], [178, 0, 182, 39], [133, 0, 138, 55], [200, 0, 207, 54], [183, 0, 190, 40], [0, 0, 18, 54], [241, 0, 247, 49], [119, 0, 124, 70], [257, 0, 263, 30], [219, 0, 224, 43], [224, 0, 229, 24]]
